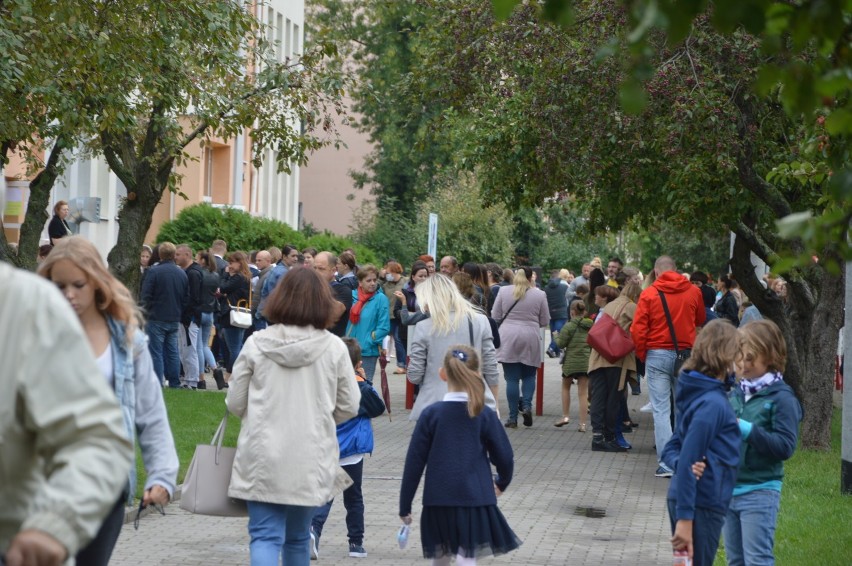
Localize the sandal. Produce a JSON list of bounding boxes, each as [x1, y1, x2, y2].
[[554, 417, 570, 427], [393, 367, 407, 374], [578, 423, 587, 433]]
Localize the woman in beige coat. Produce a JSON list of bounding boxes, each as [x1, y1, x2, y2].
[[588, 282, 638, 453], [226, 266, 361, 566]]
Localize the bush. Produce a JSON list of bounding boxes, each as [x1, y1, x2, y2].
[[156, 204, 379, 261]]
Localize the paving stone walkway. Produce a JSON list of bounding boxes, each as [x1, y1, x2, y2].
[[111, 356, 673, 565]]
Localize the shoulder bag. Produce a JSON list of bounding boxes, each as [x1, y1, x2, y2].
[[180, 410, 247, 517], [657, 289, 691, 375], [586, 300, 634, 363], [228, 278, 252, 329]]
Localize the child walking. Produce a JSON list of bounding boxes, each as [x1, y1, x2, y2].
[[660, 320, 742, 566], [399, 345, 520, 565], [724, 319, 801, 566], [554, 300, 593, 431], [310, 337, 386, 559]]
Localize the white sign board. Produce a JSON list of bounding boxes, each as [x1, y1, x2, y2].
[[428, 213, 438, 259]]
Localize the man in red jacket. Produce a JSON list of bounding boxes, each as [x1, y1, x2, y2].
[[631, 256, 706, 478]]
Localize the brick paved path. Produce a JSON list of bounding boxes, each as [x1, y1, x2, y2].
[[111, 357, 672, 565]]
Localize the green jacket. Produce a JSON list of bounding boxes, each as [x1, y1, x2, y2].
[[729, 380, 801, 488], [555, 317, 593, 376]]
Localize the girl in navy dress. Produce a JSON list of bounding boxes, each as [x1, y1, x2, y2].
[[399, 345, 520, 565]]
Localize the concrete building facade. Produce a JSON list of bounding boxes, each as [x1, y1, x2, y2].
[[2, 0, 305, 260]]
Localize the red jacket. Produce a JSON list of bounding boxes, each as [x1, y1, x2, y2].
[[631, 271, 706, 362]]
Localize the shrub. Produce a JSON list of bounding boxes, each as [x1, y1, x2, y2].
[[156, 204, 379, 261]]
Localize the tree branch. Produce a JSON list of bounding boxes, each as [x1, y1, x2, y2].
[[100, 131, 136, 190], [733, 92, 793, 220]]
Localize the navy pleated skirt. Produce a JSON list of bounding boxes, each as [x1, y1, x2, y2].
[[420, 505, 521, 559]]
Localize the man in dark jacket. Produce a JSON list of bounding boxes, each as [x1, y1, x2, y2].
[[175, 244, 204, 389], [544, 270, 569, 357], [314, 251, 352, 337], [631, 256, 706, 478], [142, 242, 189, 388]]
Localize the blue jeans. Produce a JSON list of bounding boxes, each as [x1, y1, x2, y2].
[[502, 362, 537, 421], [361, 356, 378, 382], [146, 320, 181, 388], [390, 320, 406, 368], [548, 318, 567, 354], [198, 312, 217, 370], [311, 460, 364, 545], [246, 501, 315, 566], [723, 489, 781, 566], [222, 327, 246, 370], [667, 500, 726, 566], [646, 349, 678, 462]]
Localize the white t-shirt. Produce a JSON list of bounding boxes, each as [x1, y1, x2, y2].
[[96, 343, 114, 389]]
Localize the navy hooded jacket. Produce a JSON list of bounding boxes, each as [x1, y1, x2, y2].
[[661, 370, 740, 520]]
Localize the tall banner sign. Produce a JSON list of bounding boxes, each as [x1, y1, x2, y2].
[[428, 213, 438, 259]]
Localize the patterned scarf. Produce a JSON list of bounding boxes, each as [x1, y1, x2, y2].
[[740, 371, 783, 401], [349, 287, 375, 325]]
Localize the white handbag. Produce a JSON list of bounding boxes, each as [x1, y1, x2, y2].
[[229, 300, 252, 328], [180, 411, 247, 517]]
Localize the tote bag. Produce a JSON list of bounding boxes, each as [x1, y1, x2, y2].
[[180, 410, 247, 517], [586, 302, 634, 363]]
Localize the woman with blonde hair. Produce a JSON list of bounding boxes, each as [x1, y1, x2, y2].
[[407, 274, 501, 421], [491, 267, 550, 428], [38, 236, 178, 565]]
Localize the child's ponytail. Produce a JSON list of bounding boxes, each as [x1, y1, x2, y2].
[[443, 345, 485, 417]]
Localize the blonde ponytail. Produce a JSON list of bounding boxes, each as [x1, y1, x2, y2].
[[443, 345, 485, 417]]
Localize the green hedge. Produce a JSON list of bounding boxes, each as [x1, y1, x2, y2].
[[155, 204, 379, 264]]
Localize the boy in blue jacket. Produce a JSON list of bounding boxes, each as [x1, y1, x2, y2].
[[310, 338, 386, 560], [661, 320, 741, 566]]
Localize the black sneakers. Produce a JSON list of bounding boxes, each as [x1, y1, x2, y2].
[[348, 543, 367, 558]]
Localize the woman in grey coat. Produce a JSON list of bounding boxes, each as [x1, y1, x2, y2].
[[406, 274, 501, 421]]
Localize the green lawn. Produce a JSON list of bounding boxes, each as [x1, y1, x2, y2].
[[715, 409, 852, 565], [134, 388, 240, 500]]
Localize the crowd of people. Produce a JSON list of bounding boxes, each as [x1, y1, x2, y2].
[[1, 188, 801, 566]]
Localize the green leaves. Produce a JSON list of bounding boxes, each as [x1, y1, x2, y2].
[[491, 0, 520, 20], [619, 79, 649, 114]]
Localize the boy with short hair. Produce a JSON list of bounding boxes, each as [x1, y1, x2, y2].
[[310, 338, 386, 559]]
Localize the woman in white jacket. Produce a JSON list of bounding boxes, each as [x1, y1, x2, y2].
[[226, 266, 361, 566]]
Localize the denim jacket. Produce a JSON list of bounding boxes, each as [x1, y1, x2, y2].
[[107, 316, 179, 503]]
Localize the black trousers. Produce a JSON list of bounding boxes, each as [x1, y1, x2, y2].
[[589, 367, 622, 440], [76, 492, 127, 566]]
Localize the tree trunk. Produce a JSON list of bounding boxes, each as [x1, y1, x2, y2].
[[108, 160, 172, 297], [730, 234, 843, 449], [0, 137, 67, 270], [800, 266, 844, 449]]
